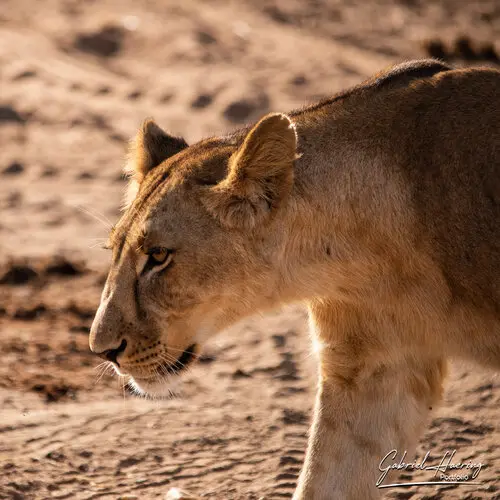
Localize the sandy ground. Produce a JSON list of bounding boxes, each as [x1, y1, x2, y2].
[[0, 0, 499, 498]]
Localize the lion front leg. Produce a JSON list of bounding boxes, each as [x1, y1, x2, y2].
[[293, 302, 446, 500]]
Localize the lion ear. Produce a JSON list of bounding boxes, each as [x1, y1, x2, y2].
[[123, 119, 188, 206], [202, 113, 297, 230]]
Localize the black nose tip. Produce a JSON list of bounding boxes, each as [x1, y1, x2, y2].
[[99, 339, 127, 365]]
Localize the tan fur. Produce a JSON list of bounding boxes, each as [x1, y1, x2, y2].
[[124, 119, 188, 207], [202, 113, 297, 229], [90, 59, 500, 499]]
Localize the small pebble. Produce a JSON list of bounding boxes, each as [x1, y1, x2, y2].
[[165, 487, 197, 499]]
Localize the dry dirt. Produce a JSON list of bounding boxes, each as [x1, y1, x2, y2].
[[0, 0, 499, 499]]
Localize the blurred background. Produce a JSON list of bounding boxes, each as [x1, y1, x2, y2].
[[0, 1, 498, 498]]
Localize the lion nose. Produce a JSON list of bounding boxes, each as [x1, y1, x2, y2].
[[95, 339, 127, 366], [89, 296, 127, 356]]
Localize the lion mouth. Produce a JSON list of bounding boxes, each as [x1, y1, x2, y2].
[[158, 343, 198, 376], [127, 344, 199, 392]]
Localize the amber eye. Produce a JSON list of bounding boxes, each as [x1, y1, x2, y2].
[[143, 247, 173, 274], [149, 248, 170, 265]]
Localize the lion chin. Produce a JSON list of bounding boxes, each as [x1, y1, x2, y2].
[[127, 375, 182, 399]]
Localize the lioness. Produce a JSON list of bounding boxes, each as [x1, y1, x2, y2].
[[90, 59, 500, 499]]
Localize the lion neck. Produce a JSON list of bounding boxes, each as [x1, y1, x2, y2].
[[267, 110, 414, 306]]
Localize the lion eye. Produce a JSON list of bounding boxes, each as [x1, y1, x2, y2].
[[143, 247, 173, 274], [149, 248, 170, 265]]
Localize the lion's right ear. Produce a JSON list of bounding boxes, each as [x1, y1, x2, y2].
[[123, 119, 188, 207]]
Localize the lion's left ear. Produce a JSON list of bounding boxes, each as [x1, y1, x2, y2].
[[202, 113, 297, 230], [123, 119, 188, 206]]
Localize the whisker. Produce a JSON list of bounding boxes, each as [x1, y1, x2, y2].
[[150, 366, 173, 401], [88, 237, 109, 249], [159, 351, 180, 363], [93, 361, 109, 372], [160, 346, 187, 353], [158, 348, 180, 361], [157, 354, 184, 374], [158, 352, 186, 368], [73, 204, 114, 230], [94, 365, 107, 380], [157, 354, 194, 381], [120, 376, 128, 401], [162, 345, 202, 358], [94, 362, 115, 386], [89, 241, 108, 249]]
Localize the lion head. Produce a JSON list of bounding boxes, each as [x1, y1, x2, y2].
[[89, 113, 297, 397]]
